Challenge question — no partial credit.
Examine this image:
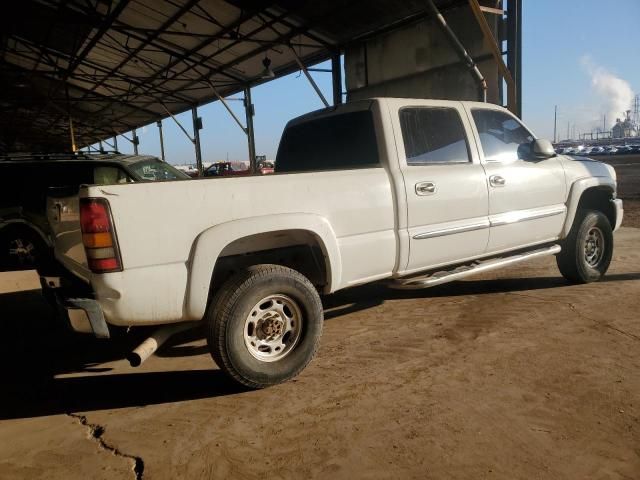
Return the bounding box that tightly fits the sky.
[522,0,639,141]
[101,0,640,164]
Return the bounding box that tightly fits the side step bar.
[391,245,561,290]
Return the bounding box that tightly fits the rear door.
[466,106,567,253]
[390,100,490,274]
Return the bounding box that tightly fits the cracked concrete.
[67,413,144,480]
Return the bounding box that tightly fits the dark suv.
[0,152,189,271]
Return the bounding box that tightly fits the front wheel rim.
[584,226,604,267]
[243,294,303,362]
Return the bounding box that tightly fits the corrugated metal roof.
[0,0,467,152]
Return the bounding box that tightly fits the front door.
[467,107,567,253]
[391,101,490,274]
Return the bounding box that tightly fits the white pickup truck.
[44,98,623,388]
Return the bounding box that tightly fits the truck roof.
[285,97,508,128]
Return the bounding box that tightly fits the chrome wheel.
[244,294,303,362]
[584,227,604,267]
[8,237,36,266]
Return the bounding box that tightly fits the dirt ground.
[1,157,639,480]
[605,154,640,228]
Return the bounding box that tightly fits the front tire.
[556,209,613,283]
[206,264,323,389]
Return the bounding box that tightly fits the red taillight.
[80,199,111,233]
[80,198,122,273]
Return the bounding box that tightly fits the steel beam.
[67,0,132,76]
[132,128,139,155]
[331,54,343,105]
[290,46,329,107]
[507,0,522,117]
[207,80,248,134]
[161,103,195,144]
[467,0,516,113]
[157,120,165,161]
[244,87,257,174]
[425,0,487,102]
[192,107,203,176]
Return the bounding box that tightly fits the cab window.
[399,107,471,165]
[471,109,534,162]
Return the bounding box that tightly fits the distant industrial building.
[612,110,639,139]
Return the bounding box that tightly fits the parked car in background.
[605,146,618,155]
[615,146,633,155]
[258,161,275,175]
[0,153,189,271]
[203,161,250,177]
[175,164,200,177]
[589,146,605,155]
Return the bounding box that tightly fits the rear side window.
[399,107,471,165]
[93,166,133,185]
[471,109,534,162]
[276,110,379,173]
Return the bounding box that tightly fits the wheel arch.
[0,219,51,247]
[184,214,341,320]
[561,178,617,238]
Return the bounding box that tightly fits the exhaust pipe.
[127,323,196,367]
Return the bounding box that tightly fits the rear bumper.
[64,298,110,338]
[612,198,623,232]
[41,276,110,338]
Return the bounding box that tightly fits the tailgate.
[47,189,90,281]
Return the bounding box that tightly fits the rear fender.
[184,213,341,320]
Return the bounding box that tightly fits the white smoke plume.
[581,55,634,128]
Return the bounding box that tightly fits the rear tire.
[206,264,323,389]
[0,227,47,271]
[556,209,613,283]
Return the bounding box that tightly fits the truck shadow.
[0,290,245,419]
[1,271,638,419]
[323,272,640,319]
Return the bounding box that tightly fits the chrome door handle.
[415,181,436,195]
[489,175,506,187]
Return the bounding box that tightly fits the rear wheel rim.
[584,226,604,267]
[8,237,37,266]
[243,294,303,362]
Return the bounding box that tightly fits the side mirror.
[518,139,556,161]
[531,139,556,159]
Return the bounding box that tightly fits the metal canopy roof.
[1,0,467,153]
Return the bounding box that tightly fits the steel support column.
[192,107,203,176]
[157,120,165,161]
[331,54,343,105]
[244,87,257,174]
[132,128,139,155]
[467,0,516,113]
[113,135,118,152]
[425,0,487,102]
[507,0,522,117]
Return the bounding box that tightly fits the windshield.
[128,160,190,181]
